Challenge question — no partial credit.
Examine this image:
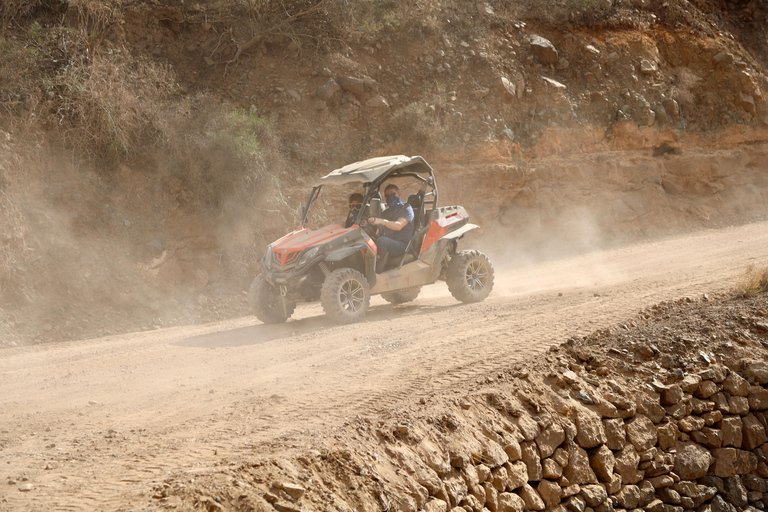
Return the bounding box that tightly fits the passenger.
[367,184,414,273]
[344,192,364,228]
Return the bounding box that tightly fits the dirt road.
[2,221,768,511]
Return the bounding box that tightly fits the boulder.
[579,484,607,507]
[660,385,684,405]
[713,52,735,65]
[365,95,389,113]
[519,483,546,511]
[337,76,366,96]
[543,458,563,479]
[316,79,341,101]
[538,480,562,508]
[606,473,622,495]
[729,396,750,415]
[415,464,443,495]
[614,444,641,484]
[743,414,768,449]
[521,441,543,481]
[748,386,768,410]
[537,423,566,458]
[564,446,598,485]
[491,466,508,492]
[498,492,525,512]
[696,380,719,398]
[744,361,768,384]
[553,447,569,468]
[603,419,626,450]
[691,398,715,415]
[637,397,666,424]
[588,445,615,482]
[744,475,768,492]
[419,439,452,476]
[724,373,751,396]
[658,487,682,504]
[515,415,541,441]
[711,448,758,477]
[575,410,607,449]
[504,440,522,461]
[506,461,528,490]
[678,416,706,432]
[657,422,679,450]
[566,495,586,512]
[724,475,748,507]
[483,440,510,469]
[498,77,516,101]
[483,483,498,512]
[625,414,657,451]
[691,427,723,448]
[722,416,743,447]
[648,475,674,489]
[673,442,713,480]
[530,35,558,65]
[615,485,643,509]
[710,495,737,512]
[424,499,449,512]
[639,59,658,75]
[737,93,756,115]
[681,374,703,393]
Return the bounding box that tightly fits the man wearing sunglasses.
[368,184,414,273]
[345,192,364,228]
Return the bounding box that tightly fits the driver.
[367,184,414,273]
[344,192,364,228]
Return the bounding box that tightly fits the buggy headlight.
[262,244,274,268]
[297,246,320,267]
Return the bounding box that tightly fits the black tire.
[446,250,494,303]
[320,268,371,324]
[248,274,296,324]
[381,287,421,305]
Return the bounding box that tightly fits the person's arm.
[368,217,409,231]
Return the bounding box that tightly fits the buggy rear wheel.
[446,250,494,303]
[248,274,296,324]
[381,287,421,305]
[320,268,371,324]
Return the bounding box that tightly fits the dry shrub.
[734,264,768,297]
[1,0,44,32]
[53,52,177,163]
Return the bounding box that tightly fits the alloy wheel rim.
[340,278,365,312]
[465,260,489,291]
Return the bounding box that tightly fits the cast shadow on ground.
[175,302,461,348]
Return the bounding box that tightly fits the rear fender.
[443,223,479,240]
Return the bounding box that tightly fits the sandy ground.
[2,221,768,511]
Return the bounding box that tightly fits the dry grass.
[53,52,177,163]
[734,264,768,297]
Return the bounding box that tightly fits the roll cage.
[300,155,439,228]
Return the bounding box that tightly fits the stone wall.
[383,360,768,512]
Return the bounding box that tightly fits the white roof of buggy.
[314,155,431,186]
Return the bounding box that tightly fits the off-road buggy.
[249,155,495,324]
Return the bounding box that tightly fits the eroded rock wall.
[436,138,768,256]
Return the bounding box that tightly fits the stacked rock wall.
[394,361,768,512]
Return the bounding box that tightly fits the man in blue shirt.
[367,184,414,273]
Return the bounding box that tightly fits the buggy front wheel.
[320,268,371,324]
